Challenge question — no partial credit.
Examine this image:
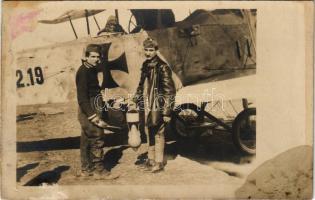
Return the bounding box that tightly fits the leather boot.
[151,162,164,173]
[93,168,120,180]
[140,159,156,171]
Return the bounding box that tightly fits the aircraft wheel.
[171,103,203,139]
[232,108,256,155]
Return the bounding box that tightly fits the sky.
[11,3,194,52]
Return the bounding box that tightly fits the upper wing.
[38,9,105,24]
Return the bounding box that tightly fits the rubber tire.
[232,108,256,155]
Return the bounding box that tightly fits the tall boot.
[141,126,156,171]
[151,125,165,173]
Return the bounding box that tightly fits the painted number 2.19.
[16,67,44,88]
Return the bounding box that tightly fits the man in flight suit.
[133,38,176,173]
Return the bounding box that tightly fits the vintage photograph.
[1,1,313,199]
[15,6,257,186]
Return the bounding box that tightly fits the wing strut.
[93,15,101,30]
[68,16,78,39]
[115,9,119,24]
[85,10,90,35]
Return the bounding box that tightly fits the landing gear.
[232,108,256,155]
[171,102,256,155]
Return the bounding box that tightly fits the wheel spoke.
[174,107,200,137]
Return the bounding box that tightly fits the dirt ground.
[16,102,256,197]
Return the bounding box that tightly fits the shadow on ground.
[103,146,129,171]
[163,123,254,165]
[17,132,128,152]
[17,128,253,164]
[24,165,70,186]
[17,137,80,152]
[17,123,253,172]
[17,162,40,182]
[133,126,254,167]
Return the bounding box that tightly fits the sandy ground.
[16,102,256,197]
[236,145,313,199]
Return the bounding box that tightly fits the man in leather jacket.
[133,38,176,173]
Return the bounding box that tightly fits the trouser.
[146,123,165,163]
[78,98,105,171]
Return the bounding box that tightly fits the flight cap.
[143,37,158,49]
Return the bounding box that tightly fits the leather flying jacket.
[134,55,176,117]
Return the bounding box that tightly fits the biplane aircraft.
[16,9,257,154]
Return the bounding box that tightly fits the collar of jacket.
[84,62,94,69]
[146,55,159,69]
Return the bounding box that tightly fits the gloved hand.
[163,116,171,123]
[132,94,141,104]
[90,115,109,128]
[128,101,137,110]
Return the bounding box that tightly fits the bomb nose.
[128,124,141,148]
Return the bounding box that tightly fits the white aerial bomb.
[128,124,141,148]
[126,110,141,148]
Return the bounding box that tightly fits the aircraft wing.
[175,74,257,106]
[38,9,105,24]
